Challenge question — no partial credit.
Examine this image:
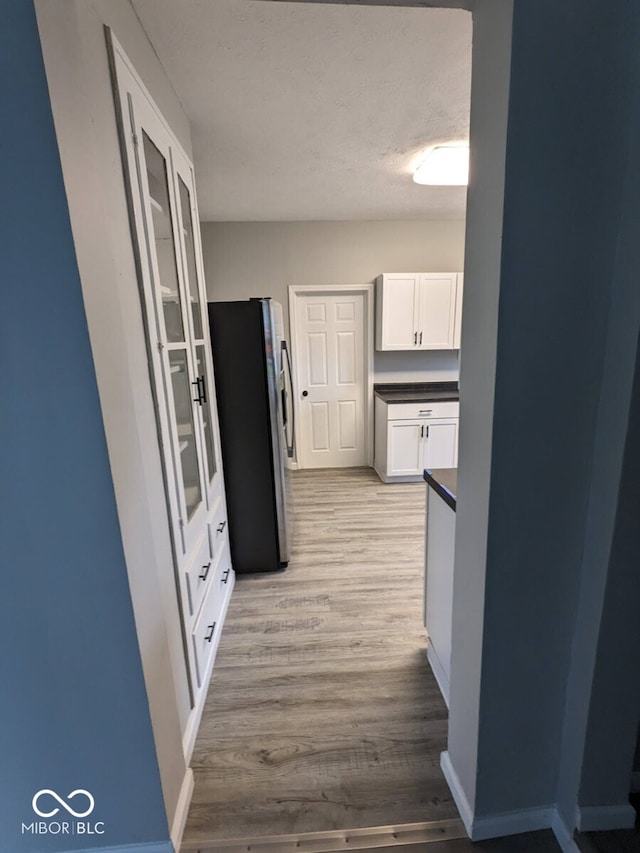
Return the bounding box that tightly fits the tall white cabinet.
[110,37,234,757]
[375,273,463,351]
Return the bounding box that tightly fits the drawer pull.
[205,622,216,643]
[419,409,433,415]
[222,568,230,584]
[217,519,227,534]
[199,561,212,581]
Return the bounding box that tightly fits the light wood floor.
[183,467,458,845]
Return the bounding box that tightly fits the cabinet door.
[387,420,424,476]
[136,120,208,556]
[454,273,464,350]
[417,274,458,349]
[172,154,225,513]
[379,275,420,349]
[423,419,458,469]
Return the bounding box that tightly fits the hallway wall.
[34,0,194,836]
[201,219,465,383]
[0,1,171,850]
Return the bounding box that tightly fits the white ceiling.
[130,0,472,221]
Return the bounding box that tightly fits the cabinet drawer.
[184,531,213,619]
[191,566,223,688]
[215,538,233,597]
[387,401,459,420]
[208,497,228,563]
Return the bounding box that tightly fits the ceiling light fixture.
[413,145,469,186]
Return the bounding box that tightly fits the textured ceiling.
[130,0,472,221]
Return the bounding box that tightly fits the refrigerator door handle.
[282,340,296,459]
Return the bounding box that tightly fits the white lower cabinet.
[375,397,459,482]
[191,538,232,687]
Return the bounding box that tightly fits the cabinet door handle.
[414,332,417,345]
[192,376,206,406]
[198,375,207,404]
[222,568,230,584]
[421,425,424,438]
[426,425,430,438]
[199,561,212,581]
[217,519,227,534]
[205,622,216,643]
[419,331,423,345]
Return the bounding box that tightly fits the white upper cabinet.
[375,273,462,351]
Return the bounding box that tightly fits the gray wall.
[201,220,465,382]
[446,0,513,818]
[0,1,170,849]
[35,0,192,832]
[448,0,640,837]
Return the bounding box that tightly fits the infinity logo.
[32,790,95,818]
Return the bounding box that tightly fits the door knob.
[302,390,308,397]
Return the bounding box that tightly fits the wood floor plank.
[183,468,457,844]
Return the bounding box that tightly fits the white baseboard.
[426,643,450,709]
[61,844,173,853]
[631,770,640,793]
[440,751,473,836]
[441,751,569,844]
[551,808,581,853]
[471,805,555,840]
[170,767,194,852]
[576,802,636,832]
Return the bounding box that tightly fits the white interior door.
[294,292,367,468]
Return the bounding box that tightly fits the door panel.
[310,401,331,451]
[424,420,458,469]
[336,331,356,384]
[381,275,418,348]
[388,421,424,476]
[337,400,357,449]
[418,274,457,348]
[307,332,328,386]
[295,292,366,468]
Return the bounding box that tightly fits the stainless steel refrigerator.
[208,298,294,572]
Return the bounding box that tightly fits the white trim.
[170,767,194,852]
[61,844,173,853]
[441,752,570,843]
[180,818,466,852]
[576,802,636,832]
[288,284,375,470]
[440,751,473,836]
[471,806,555,841]
[630,770,640,793]
[551,808,581,853]
[426,643,450,709]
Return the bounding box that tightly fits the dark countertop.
[424,468,457,511]
[374,381,459,404]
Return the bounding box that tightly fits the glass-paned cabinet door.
[128,93,210,555]
[142,133,185,344]
[168,349,202,519]
[173,156,223,508]
[178,177,203,340]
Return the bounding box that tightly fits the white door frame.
[288,284,375,469]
